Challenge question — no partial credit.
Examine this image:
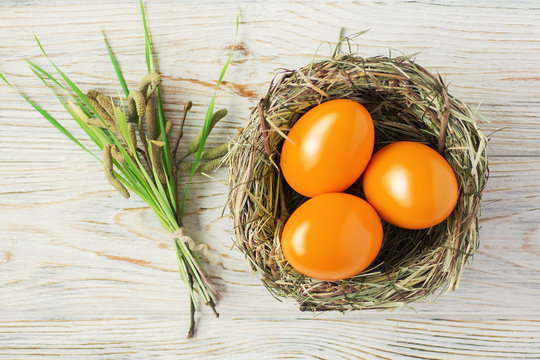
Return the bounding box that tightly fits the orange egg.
[281,193,383,281]
[280,99,374,198]
[362,141,459,229]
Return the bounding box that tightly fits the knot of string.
[172,227,220,265]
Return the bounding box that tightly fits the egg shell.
[281,193,383,281]
[280,99,374,198]
[363,141,459,229]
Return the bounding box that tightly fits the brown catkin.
[138,72,161,97]
[150,140,167,183]
[187,109,228,154]
[87,89,100,99]
[178,157,222,173]
[128,123,137,155]
[95,94,116,121]
[165,119,172,137]
[87,96,110,122]
[87,91,121,134]
[84,117,107,129]
[156,120,173,143]
[145,93,158,140]
[103,144,129,198]
[110,145,126,163]
[128,90,146,120]
[200,142,229,160]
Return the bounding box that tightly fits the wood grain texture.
[1,0,539,359]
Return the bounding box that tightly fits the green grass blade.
[35,35,93,107]
[64,101,108,152]
[26,59,64,90]
[180,14,239,217]
[145,142,177,221]
[102,29,129,99]
[34,34,108,127]
[155,85,175,202]
[31,34,177,231]
[20,36,176,232]
[34,34,96,112]
[30,67,49,86]
[34,35,146,177]
[27,63,150,198]
[139,0,175,207]
[140,0,152,72]
[1,72,93,156]
[26,58,91,116]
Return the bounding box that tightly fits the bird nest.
[227,52,488,311]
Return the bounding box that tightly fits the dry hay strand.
[227,52,488,311]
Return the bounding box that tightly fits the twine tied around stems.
[172,227,221,266]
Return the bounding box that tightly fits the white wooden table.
[1,1,539,359]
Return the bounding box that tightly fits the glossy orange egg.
[280,99,374,197]
[363,141,459,229]
[281,193,383,281]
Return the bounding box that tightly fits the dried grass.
[227,51,488,311]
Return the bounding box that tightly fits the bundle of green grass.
[227,48,488,311]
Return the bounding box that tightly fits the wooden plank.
[1,0,540,359]
[1,157,539,359]
[1,0,540,156]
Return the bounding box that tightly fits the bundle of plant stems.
[1,1,237,337]
[228,39,488,311]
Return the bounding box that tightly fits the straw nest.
[227,51,488,311]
